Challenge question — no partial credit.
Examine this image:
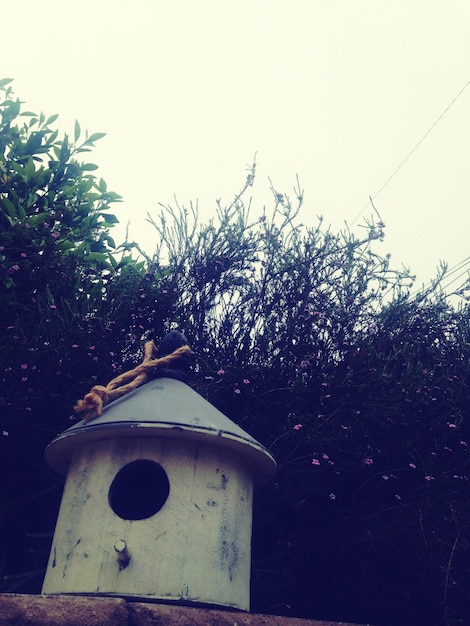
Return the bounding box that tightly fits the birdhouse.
[41,377,276,611]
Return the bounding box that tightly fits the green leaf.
[26,131,43,155]
[47,129,59,144]
[87,251,108,263]
[25,158,36,180]
[1,196,17,218]
[0,78,14,88]
[105,191,122,202]
[86,132,106,144]
[59,135,70,162]
[103,213,119,224]
[27,213,49,227]
[90,241,107,253]
[81,163,99,171]
[9,162,24,175]
[16,203,26,220]
[74,119,81,142]
[56,239,76,251]
[46,113,59,125]
[2,98,21,124]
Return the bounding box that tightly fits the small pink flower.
[20,364,27,369]
[242,379,250,384]
[2,431,9,436]
[425,475,434,481]
[460,440,468,447]
[293,424,302,431]
[322,453,329,460]
[409,463,416,469]
[50,304,57,310]
[217,369,225,375]
[364,458,374,466]
[234,388,241,394]
[447,422,456,428]
[312,458,320,466]
[21,376,27,382]
[329,493,336,500]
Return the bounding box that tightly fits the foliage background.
[1,80,470,626]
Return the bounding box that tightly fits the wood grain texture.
[42,437,253,610]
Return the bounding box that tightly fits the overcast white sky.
[4,1,470,292]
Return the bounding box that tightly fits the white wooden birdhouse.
[41,377,276,611]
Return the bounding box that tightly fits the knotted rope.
[73,340,192,422]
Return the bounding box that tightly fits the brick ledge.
[0,593,371,626]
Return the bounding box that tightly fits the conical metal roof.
[45,377,276,484]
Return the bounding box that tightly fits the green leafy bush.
[144,176,470,626]
[0,80,155,591]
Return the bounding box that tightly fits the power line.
[352,78,470,225]
[350,78,470,299]
[411,256,470,298]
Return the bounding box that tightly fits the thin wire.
[410,256,470,298]
[442,266,470,293]
[443,256,470,279]
[352,79,470,225]
[436,260,470,291]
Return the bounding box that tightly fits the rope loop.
[73,341,192,422]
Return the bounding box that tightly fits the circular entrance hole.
[109,459,170,520]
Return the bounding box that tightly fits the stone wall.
[0,594,370,626]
